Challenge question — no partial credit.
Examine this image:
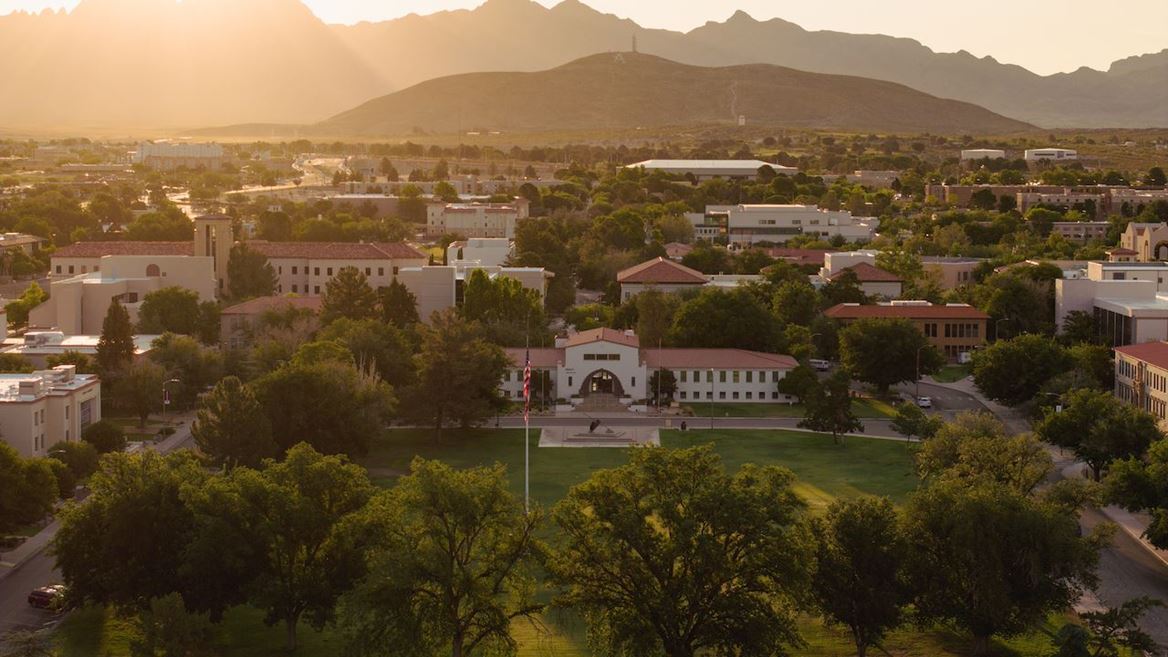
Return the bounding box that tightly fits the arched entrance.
[1155,242,1168,261]
[579,369,625,397]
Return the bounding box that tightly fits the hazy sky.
[3,0,1165,75]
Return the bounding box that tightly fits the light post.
[708,368,715,430]
[162,378,181,424]
[915,345,927,401]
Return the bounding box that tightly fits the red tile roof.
[824,303,990,320]
[221,295,323,316]
[831,262,901,282]
[248,241,426,260]
[1115,342,1168,370]
[617,257,708,284]
[504,348,564,368]
[565,328,641,349]
[1107,247,1137,255]
[53,241,192,258]
[643,349,798,370]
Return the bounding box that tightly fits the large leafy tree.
[812,497,908,657]
[4,281,47,326]
[227,243,277,300]
[838,318,943,393]
[53,451,210,611]
[971,334,1071,406]
[190,444,375,651]
[318,318,414,388]
[252,361,395,457]
[459,269,547,347]
[321,267,379,324]
[0,442,57,535]
[137,287,203,336]
[1106,439,1168,549]
[148,333,224,410]
[1035,388,1161,480]
[669,287,779,352]
[634,287,679,348]
[890,401,944,441]
[96,297,136,374]
[378,279,420,329]
[400,311,508,438]
[114,359,167,428]
[799,369,863,444]
[192,376,277,469]
[341,459,542,657]
[772,279,819,327]
[903,478,1102,656]
[916,412,1053,495]
[548,446,812,657]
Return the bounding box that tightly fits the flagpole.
[524,332,530,514]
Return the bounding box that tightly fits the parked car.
[809,359,831,372]
[916,396,932,408]
[27,584,66,610]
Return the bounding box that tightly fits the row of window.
[56,264,98,275]
[679,370,781,384]
[922,322,982,338]
[679,390,783,401]
[279,265,395,277]
[582,353,620,361]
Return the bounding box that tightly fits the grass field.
[680,398,898,419]
[932,364,972,383]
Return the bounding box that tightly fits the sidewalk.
[920,374,1032,434]
[1061,461,1168,569]
[0,414,195,583]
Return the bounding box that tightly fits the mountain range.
[0,0,1164,132]
[321,53,1032,136]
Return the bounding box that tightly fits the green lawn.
[680,398,897,419]
[932,364,973,383]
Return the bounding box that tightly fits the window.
[292,266,298,274]
[278,266,283,274]
[746,391,752,399]
[733,392,740,400]
[719,391,726,399]
[55,265,61,274]
[314,267,320,276]
[366,268,371,276]
[314,286,320,294]
[772,372,779,382]
[68,265,74,274]
[631,377,636,387]
[745,371,753,383]
[391,267,397,275]
[504,370,511,381]
[680,371,687,383]
[380,268,386,276]
[568,376,573,387]
[327,267,333,276]
[719,371,727,383]
[292,285,298,293]
[732,371,740,383]
[772,391,779,399]
[680,391,687,400]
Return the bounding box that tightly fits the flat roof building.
[725,205,874,246]
[1025,148,1078,162]
[0,365,101,459]
[625,159,798,180]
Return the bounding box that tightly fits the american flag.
[523,350,532,422]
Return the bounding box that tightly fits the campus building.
[219,296,323,350]
[1,332,158,369]
[1055,261,1168,346]
[616,257,760,303]
[396,264,553,322]
[824,301,989,362]
[425,200,529,239]
[132,141,225,171]
[1024,148,1078,163]
[624,159,798,180]
[818,252,903,298]
[1114,341,1168,425]
[498,328,799,408]
[724,205,875,246]
[0,365,101,459]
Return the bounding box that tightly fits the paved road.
[1081,507,1168,649]
[0,420,194,637]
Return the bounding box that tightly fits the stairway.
[574,393,628,413]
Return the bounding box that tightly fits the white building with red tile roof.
[499,328,798,408]
[616,257,760,302]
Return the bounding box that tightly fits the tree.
[115,359,167,428]
[252,361,395,457]
[0,353,34,372]
[321,267,379,323]
[53,451,208,611]
[459,269,547,346]
[82,419,127,453]
[776,363,818,402]
[378,279,419,328]
[96,298,136,374]
[48,440,99,483]
[890,401,943,441]
[130,593,215,657]
[548,446,811,657]
[812,497,907,657]
[971,334,1070,406]
[1146,166,1166,186]
[820,269,866,307]
[400,311,508,438]
[341,459,542,657]
[799,370,864,444]
[1060,310,1099,345]
[1105,438,1168,548]
[772,279,819,326]
[916,412,1052,495]
[226,243,277,299]
[0,630,54,657]
[318,318,414,388]
[46,350,95,374]
[0,442,57,535]
[137,287,203,336]
[194,444,375,651]
[634,288,678,348]
[669,287,779,351]
[648,368,676,404]
[1035,388,1161,480]
[838,318,943,394]
[192,376,277,469]
[903,478,1102,656]
[148,333,224,410]
[1050,597,1164,657]
[4,282,47,327]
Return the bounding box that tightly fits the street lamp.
[708,368,715,430]
[915,345,927,400]
[162,378,181,424]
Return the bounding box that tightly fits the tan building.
[828,262,903,299]
[31,254,218,335]
[824,301,989,362]
[220,296,323,350]
[247,241,428,296]
[396,264,553,323]
[1051,221,1110,244]
[0,232,46,257]
[425,201,528,239]
[1114,341,1168,425]
[921,257,981,290]
[2,332,158,368]
[0,365,100,458]
[1120,222,1168,262]
[617,258,709,302]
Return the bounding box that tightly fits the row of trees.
[54,410,1155,657]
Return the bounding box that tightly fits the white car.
[916,396,932,408]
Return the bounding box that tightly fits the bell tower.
[193,214,234,296]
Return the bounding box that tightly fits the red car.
[27,584,66,610]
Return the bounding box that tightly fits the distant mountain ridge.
[0,0,1164,130]
[320,52,1033,136]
